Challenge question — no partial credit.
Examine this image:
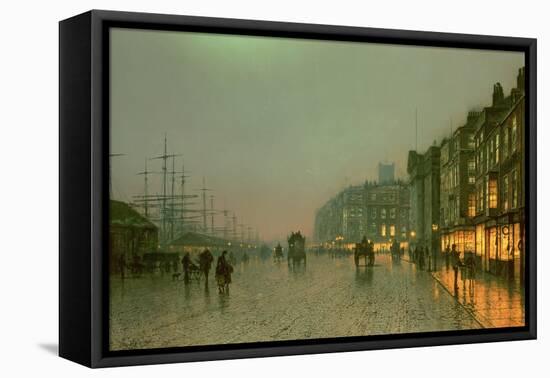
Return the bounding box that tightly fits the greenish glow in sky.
[110,27,524,241]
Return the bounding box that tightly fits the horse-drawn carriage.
[287,231,306,268]
[354,237,374,267]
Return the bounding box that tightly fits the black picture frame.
[59,9,537,368]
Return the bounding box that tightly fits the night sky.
[110,27,524,242]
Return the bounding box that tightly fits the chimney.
[517,67,525,92]
[492,82,504,106]
[467,110,481,124]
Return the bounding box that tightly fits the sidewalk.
[403,253,525,328]
[431,266,525,328]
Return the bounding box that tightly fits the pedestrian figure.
[507,244,515,280]
[426,246,431,271]
[182,252,191,284]
[199,248,214,288]
[445,244,451,270]
[451,244,461,295]
[368,240,375,266]
[418,246,425,270]
[215,251,234,294]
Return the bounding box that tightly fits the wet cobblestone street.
[110,254,482,351]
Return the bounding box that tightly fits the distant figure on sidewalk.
[445,244,451,270]
[418,245,425,270]
[451,244,461,294]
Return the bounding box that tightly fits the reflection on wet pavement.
[110,254,482,351]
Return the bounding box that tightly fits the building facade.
[364,182,410,245]
[109,200,159,275]
[472,68,525,280]
[439,113,478,257]
[314,171,410,250]
[407,145,441,258]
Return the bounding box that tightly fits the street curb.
[402,256,490,328]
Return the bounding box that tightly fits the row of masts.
[112,135,261,249]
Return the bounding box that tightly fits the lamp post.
[431,224,439,271]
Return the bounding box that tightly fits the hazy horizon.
[110,27,524,242]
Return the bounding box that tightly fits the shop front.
[481,215,524,280]
[441,228,475,268]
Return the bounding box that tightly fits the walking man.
[199,248,214,288]
[451,244,461,295]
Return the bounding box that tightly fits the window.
[390,208,396,219]
[370,193,377,201]
[503,127,509,160]
[468,193,476,217]
[371,208,377,219]
[486,144,490,170]
[495,134,500,164]
[511,116,518,152]
[502,174,509,211]
[488,139,494,167]
[512,170,518,208]
[480,146,486,173]
[468,159,476,184]
[468,134,475,149]
[476,183,484,213]
[381,224,386,237]
[454,165,459,187]
[488,178,498,209]
[390,225,396,237]
[381,208,386,219]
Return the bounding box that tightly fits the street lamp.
[431,224,439,271]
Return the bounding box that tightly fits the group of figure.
[445,243,476,294]
[181,249,234,294]
[409,244,430,270]
[390,240,403,262]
